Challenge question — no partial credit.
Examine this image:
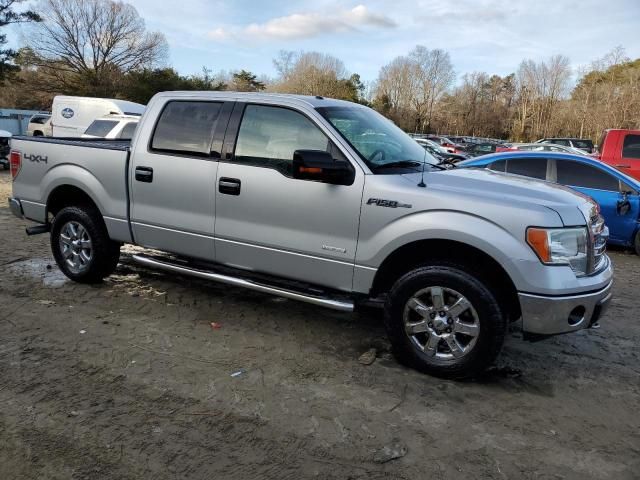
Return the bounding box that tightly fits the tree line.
[1,0,638,142]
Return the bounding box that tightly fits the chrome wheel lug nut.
[430,312,436,319]
[447,318,453,324]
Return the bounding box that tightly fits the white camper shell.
[51,96,145,138]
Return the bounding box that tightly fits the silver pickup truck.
[8,92,612,378]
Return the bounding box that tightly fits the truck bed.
[10,135,132,243]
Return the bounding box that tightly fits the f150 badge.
[24,153,48,164]
[367,198,412,208]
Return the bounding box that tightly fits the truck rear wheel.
[384,263,506,379]
[634,231,640,256]
[51,205,120,283]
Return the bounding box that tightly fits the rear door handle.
[615,164,631,168]
[135,166,154,182]
[219,177,241,195]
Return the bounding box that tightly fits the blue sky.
[12,0,640,83]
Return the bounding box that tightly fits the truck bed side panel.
[10,137,132,243]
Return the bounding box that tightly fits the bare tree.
[270,50,362,100]
[27,0,167,95]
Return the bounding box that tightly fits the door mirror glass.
[292,150,354,185]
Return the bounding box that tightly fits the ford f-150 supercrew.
[8,92,613,378]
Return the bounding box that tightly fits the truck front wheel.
[634,230,640,256]
[51,205,120,283]
[384,264,506,379]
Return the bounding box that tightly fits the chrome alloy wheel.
[403,286,480,359]
[59,221,93,274]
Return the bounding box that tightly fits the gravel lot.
[1,171,639,479]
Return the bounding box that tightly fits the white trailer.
[51,96,145,138]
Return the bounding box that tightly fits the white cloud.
[209,4,396,41]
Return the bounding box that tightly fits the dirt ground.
[0,171,639,480]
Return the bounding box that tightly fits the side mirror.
[292,150,354,185]
[617,191,631,216]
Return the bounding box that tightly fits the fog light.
[568,306,586,326]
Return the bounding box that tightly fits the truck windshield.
[316,106,438,173]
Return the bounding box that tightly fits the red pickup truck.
[596,129,640,181]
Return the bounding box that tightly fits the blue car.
[459,151,640,254]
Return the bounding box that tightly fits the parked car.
[425,135,465,153]
[508,143,590,156]
[51,96,145,137]
[81,114,139,140]
[0,129,10,170]
[8,92,612,378]
[414,138,469,163]
[594,129,640,182]
[535,138,594,154]
[463,142,510,157]
[459,151,640,254]
[26,114,53,137]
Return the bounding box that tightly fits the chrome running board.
[131,254,354,312]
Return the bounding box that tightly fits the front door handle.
[135,166,154,182]
[219,177,241,195]
[615,164,631,169]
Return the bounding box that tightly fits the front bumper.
[8,197,24,219]
[519,280,612,336]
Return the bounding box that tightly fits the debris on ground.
[230,369,246,378]
[210,322,222,330]
[358,348,377,365]
[372,441,408,463]
[36,299,56,306]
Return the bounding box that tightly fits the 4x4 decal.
[24,153,48,164]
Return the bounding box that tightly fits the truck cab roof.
[150,91,362,109]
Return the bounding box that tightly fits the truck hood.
[400,168,595,226]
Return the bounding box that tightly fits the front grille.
[589,213,607,274]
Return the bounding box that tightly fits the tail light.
[10,150,21,180]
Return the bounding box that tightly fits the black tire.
[384,263,506,379]
[50,205,120,283]
[634,231,640,256]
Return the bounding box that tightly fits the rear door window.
[622,134,640,159]
[84,120,118,137]
[505,157,547,179]
[151,101,223,155]
[556,161,619,191]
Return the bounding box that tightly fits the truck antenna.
[417,144,427,188]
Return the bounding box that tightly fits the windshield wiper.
[372,160,423,170]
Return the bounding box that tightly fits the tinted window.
[550,139,570,146]
[118,122,137,139]
[234,105,329,175]
[506,158,547,179]
[573,139,593,149]
[622,134,640,159]
[30,116,50,125]
[489,159,506,172]
[475,144,495,153]
[152,101,222,155]
[556,161,619,191]
[84,120,118,137]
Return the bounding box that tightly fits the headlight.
[527,227,588,276]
